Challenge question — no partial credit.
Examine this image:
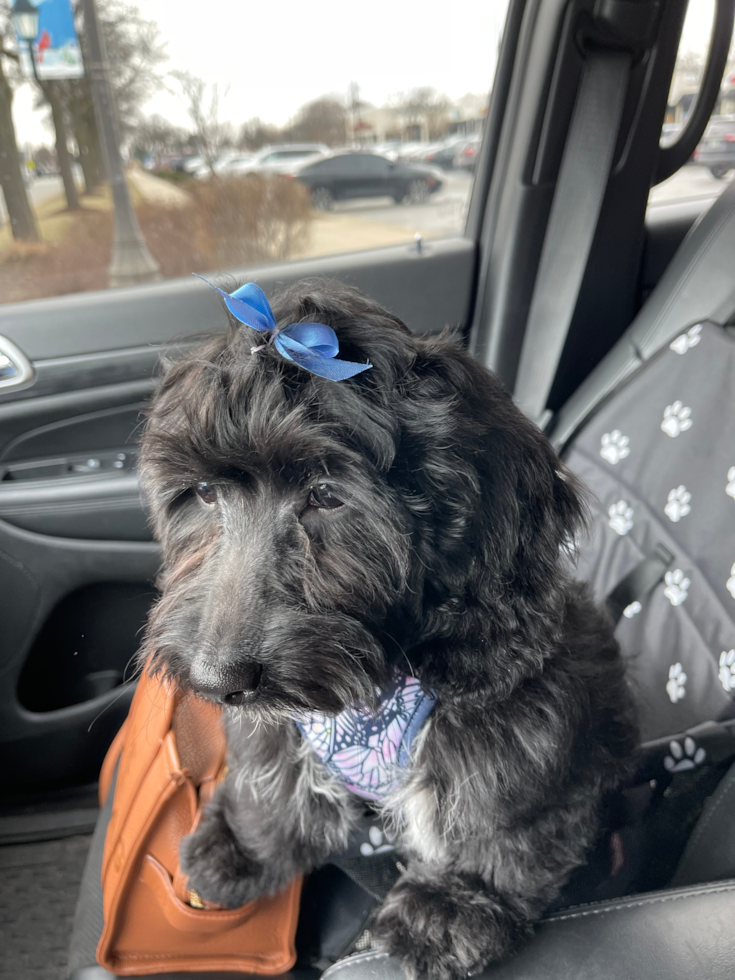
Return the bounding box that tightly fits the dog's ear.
[392,335,586,698]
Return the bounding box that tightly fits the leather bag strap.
[172,692,226,788]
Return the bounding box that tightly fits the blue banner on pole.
[17,0,84,80]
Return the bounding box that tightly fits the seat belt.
[605,542,674,625]
[514,49,632,427]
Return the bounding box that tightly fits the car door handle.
[0,336,34,391]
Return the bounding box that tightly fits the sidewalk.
[297,212,423,259]
[127,170,191,207]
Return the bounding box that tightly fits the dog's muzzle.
[189,657,263,706]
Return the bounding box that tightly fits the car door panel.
[0,517,159,788]
[0,237,477,792]
[0,239,475,362]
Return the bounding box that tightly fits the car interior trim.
[0,238,477,362]
[0,334,35,392]
[654,0,735,184]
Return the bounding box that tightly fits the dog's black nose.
[189,658,263,705]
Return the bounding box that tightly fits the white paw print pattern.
[600,430,630,465]
[669,324,702,355]
[664,485,691,523]
[728,564,735,599]
[664,569,690,606]
[719,650,735,693]
[664,736,706,772]
[359,825,395,856]
[726,467,735,501]
[608,500,634,536]
[666,662,687,703]
[661,401,693,438]
[623,600,642,619]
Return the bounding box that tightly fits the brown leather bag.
[96,668,302,975]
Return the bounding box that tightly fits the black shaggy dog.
[140,279,638,980]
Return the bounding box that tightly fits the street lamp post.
[79,0,160,287]
[10,0,38,41]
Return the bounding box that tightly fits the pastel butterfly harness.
[295,670,436,801]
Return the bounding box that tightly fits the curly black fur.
[139,278,638,980]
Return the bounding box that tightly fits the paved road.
[328,170,474,237]
[2,163,731,237]
[0,173,82,226]
[648,163,733,207]
[326,164,733,236]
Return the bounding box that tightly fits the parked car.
[218,153,257,176]
[453,133,482,171]
[192,149,249,179]
[395,141,431,161]
[369,141,402,161]
[421,137,469,169]
[248,144,330,176]
[692,115,735,178]
[171,155,204,174]
[295,152,443,208]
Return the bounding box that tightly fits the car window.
[648,0,735,211]
[0,0,509,306]
[355,155,391,173]
[302,158,338,175]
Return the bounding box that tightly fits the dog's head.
[140,279,585,718]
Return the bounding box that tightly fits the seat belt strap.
[605,542,674,624]
[514,49,631,425]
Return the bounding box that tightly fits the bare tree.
[0,30,39,241]
[55,0,167,194]
[132,113,188,161]
[171,70,233,176]
[55,78,101,193]
[239,117,281,151]
[32,74,81,209]
[394,87,450,139]
[287,96,347,146]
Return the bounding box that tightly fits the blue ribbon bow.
[194,275,372,381]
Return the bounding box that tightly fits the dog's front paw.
[180,805,265,909]
[373,873,530,980]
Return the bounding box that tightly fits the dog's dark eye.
[308,484,343,509]
[195,482,218,505]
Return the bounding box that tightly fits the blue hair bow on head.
[194,275,372,382]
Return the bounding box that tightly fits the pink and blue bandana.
[295,670,436,801]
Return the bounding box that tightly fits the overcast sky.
[11,0,717,146]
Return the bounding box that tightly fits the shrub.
[149,169,195,186]
[0,174,312,305]
[192,174,312,265]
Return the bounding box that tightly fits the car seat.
[556,177,735,745]
[67,180,735,979]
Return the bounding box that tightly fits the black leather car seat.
[318,879,735,980]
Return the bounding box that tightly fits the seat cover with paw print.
[565,320,735,742]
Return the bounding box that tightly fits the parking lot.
[326,169,474,237]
